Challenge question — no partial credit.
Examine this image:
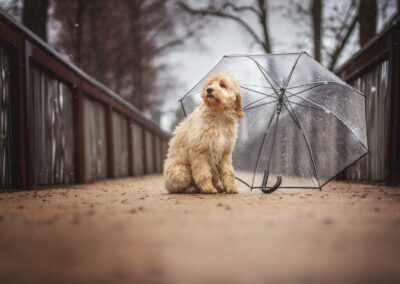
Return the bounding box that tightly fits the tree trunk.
[359,0,377,46]
[22,0,49,41]
[73,0,85,64]
[129,1,144,110]
[88,1,106,83]
[257,0,272,53]
[311,0,322,62]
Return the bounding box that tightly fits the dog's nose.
[207,88,214,94]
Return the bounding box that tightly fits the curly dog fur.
[164,73,244,194]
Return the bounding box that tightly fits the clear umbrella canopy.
[180,52,368,192]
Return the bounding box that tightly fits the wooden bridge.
[0,8,399,284]
[0,11,399,192]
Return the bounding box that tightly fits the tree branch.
[177,2,266,51]
[220,2,261,17]
[328,11,359,70]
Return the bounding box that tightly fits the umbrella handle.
[261,169,282,194]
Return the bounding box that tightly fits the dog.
[164,73,244,194]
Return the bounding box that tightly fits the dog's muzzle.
[206,88,216,100]
[207,94,215,99]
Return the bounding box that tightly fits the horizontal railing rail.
[0,10,169,190]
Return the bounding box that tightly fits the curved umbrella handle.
[261,169,282,194]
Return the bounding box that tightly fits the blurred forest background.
[0,0,399,130]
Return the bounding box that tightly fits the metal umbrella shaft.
[261,89,285,194]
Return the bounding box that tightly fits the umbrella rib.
[241,86,279,109]
[235,176,252,188]
[180,100,187,117]
[284,83,326,99]
[286,81,338,90]
[246,56,280,95]
[282,99,326,112]
[244,96,277,110]
[244,99,279,111]
[283,52,304,90]
[286,81,366,98]
[240,86,278,99]
[282,100,321,188]
[287,93,368,150]
[180,90,201,100]
[239,83,275,90]
[250,105,278,189]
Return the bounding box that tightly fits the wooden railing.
[336,13,400,185]
[0,10,169,190]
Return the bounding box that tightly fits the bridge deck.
[0,176,399,284]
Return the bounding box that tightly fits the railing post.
[106,105,114,178]
[159,136,164,173]
[142,126,147,174]
[17,35,26,189]
[23,38,34,188]
[73,83,85,183]
[127,119,133,176]
[388,26,400,185]
[152,132,157,173]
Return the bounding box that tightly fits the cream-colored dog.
[164,73,244,194]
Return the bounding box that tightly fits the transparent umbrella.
[180,52,368,193]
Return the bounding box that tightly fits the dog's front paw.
[223,180,238,194]
[214,180,226,193]
[200,185,218,194]
[222,176,238,194]
[225,185,238,194]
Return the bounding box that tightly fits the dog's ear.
[234,88,245,118]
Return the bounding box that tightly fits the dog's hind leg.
[164,162,192,193]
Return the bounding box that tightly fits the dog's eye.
[219,83,226,89]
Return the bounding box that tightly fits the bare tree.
[178,0,273,52]
[284,0,359,69]
[177,0,361,69]
[53,0,197,122]
[22,0,49,41]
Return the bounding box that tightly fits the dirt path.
[0,175,399,284]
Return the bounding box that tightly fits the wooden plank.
[127,119,133,176]
[388,27,400,185]
[142,126,148,174]
[105,105,114,178]
[73,83,85,183]
[24,40,34,188]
